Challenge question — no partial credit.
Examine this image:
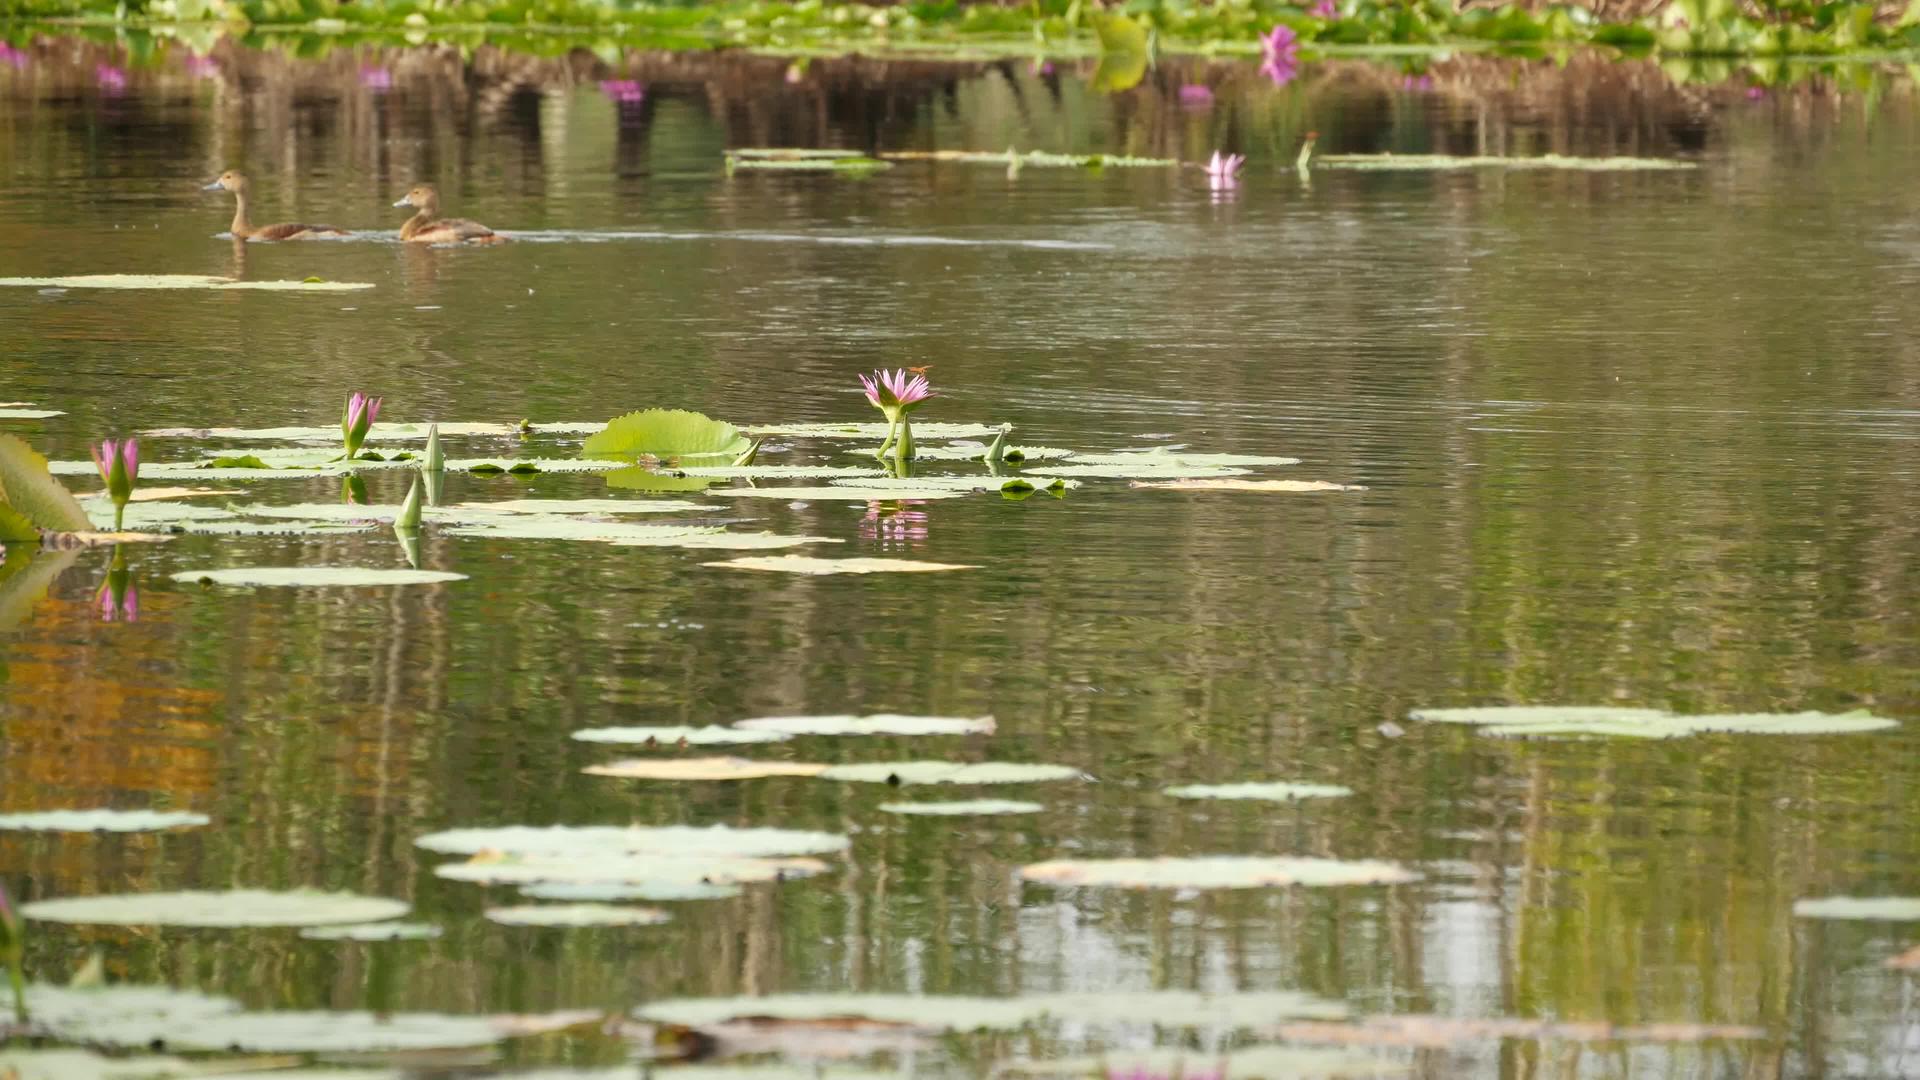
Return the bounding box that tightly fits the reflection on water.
[3,34,1920,1078]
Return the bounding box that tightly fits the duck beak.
[202,179,224,191]
[391,197,411,208]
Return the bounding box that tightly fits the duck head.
[202,170,248,193]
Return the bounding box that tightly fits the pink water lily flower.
[97,575,137,622]
[342,392,382,460]
[91,438,138,503]
[858,369,934,419]
[95,64,126,93]
[1205,151,1245,190]
[0,43,30,69]
[1311,0,1337,17]
[1177,83,1214,109]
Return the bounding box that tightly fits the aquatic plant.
[0,881,22,1023]
[1205,151,1245,191]
[96,545,136,621]
[1310,0,1337,17]
[341,392,381,462]
[859,368,933,464]
[422,423,444,472]
[394,475,424,531]
[89,437,137,529]
[1107,1066,1224,1080]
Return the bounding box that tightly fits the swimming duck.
[392,185,502,244]
[202,171,350,241]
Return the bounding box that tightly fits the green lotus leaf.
[0,434,91,533]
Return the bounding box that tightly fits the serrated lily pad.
[0,809,209,832]
[583,757,829,781]
[746,422,1001,440]
[0,274,375,291]
[1165,782,1353,801]
[1793,897,1920,920]
[521,881,742,901]
[436,853,829,886]
[454,498,717,515]
[734,714,995,736]
[414,823,847,858]
[299,922,442,941]
[1411,705,1898,739]
[820,762,1083,785]
[705,555,979,575]
[572,725,792,746]
[1019,855,1418,889]
[704,486,967,502]
[21,888,409,927]
[879,799,1043,816]
[172,568,466,588]
[1134,479,1366,493]
[486,903,672,927]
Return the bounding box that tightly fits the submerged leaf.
[583,757,830,781]
[705,555,978,575]
[733,714,996,737]
[583,409,751,460]
[485,903,672,927]
[1019,855,1418,889]
[21,889,409,927]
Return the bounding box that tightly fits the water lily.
[1205,151,1245,191]
[422,423,444,473]
[95,63,127,93]
[1260,24,1300,86]
[395,475,424,531]
[97,546,136,622]
[341,392,382,461]
[859,368,933,463]
[91,437,137,529]
[1311,0,1337,17]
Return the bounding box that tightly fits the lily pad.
[440,516,723,544]
[105,1011,518,1053]
[1075,451,1302,468]
[450,458,621,474]
[879,799,1043,816]
[454,498,717,515]
[86,501,240,530]
[521,881,743,901]
[0,434,92,536]
[1134,479,1366,493]
[583,409,751,460]
[171,568,466,588]
[677,465,888,479]
[299,922,443,941]
[704,486,966,502]
[414,823,848,859]
[1410,705,1898,739]
[705,555,979,574]
[859,444,1076,462]
[647,532,841,550]
[1009,1047,1401,1078]
[572,725,792,746]
[0,1049,197,1080]
[80,486,235,502]
[746,421,1001,441]
[21,888,410,927]
[583,757,829,781]
[1164,782,1353,801]
[143,421,602,441]
[0,809,209,832]
[0,408,64,420]
[179,520,379,537]
[1315,153,1695,171]
[726,153,892,173]
[436,853,830,887]
[0,274,375,291]
[733,714,995,736]
[820,762,1084,785]
[1275,1014,1767,1048]
[486,903,672,927]
[1793,896,1920,921]
[638,988,1346,1030]
[1019,855,1418,889]
[1043,464,1250,480]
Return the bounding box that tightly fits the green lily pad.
[21,888,410,927]
[820,762,1083,785]
[705,486,967,502]
[171,568,466,588]
[178,520,380,537]
[824,475,1076,493]
[86,501,241,530]
[451,458,620,474]
[745,422,1001,441]
[1315,153,1695,171]
[725,153,892,173]
[143,422,603,441]
[1164,782,1353,801]
[1410,706,1898,739]
[0,274,375,291]
[0,434,92,536]
[415,823,848,858]
[435,853,830,886]
[454,498,717,515]
[733,714,995,737]
[521,881,742,902]
[705,555,978,574]
[879,799,1043,816]
[299,922,443,941]
[853,443,1077,462]
[1019,855,1418,889]
[1793,896,1920,920]
[572,724,792,746]
[486,903,672,927]
[0,809,209,832]
[583,409,751,460]
[677,465,888,479]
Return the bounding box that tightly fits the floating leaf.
[451,458,619,474]
[582,409,751,460]
[0,274,375,291]
[1018,855,1418,889]
[820,762,1083,785]
[454,498,716,515]
[0,809,208,832]
[1009,1047,1403,1078]
[705,555,979,574]
[1410,705,1898,739]
[583,757,829,781]
[80,486,234,502]
[143,421,603,441]
[648,532,842,550]
[0,1049,197,1080]
[1275,1015,1767,1048]
[486,903,672,927]
[745,422,1001,441]
[0,434,92,535]
[204,454,274,469]
[415,823,848,859]
[1165,782,1353,802]
[572,725,792,746]
[879,799,1043,816]
[521,881,742,902]
[1044,464,1251,480]
[1315,153,1695,171]
[172,568,466,588]
[1088,12,1149,93]
[704,486,966,502]
[1076,451,1303,468]
[854,443,1076,462]
[179,521,378,537]
[733,714,995,737]
[440,516,723,545]
[99,1011,518,1053]
[87,501,240,530]
[825,476,1078,493]
[0,408,64,420]
[299,922,443,941]
[726,153,892,173]
[21,889,409,927]
[436,854,829,887]
[677,465,889,479]
[638,989,1345,1030]
[1793,896,1920,921]
[1133,479,1366,493]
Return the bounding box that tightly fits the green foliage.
[0,436,91,537]
[582,408,751,460]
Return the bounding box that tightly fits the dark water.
[3,37,1920,1078]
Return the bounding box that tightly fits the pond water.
[3,38,1920,1079]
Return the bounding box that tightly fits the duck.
[201,171,351,241]
[392,185,503,244]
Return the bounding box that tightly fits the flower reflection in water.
[860,501,931,550]
[96,546,137,623]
